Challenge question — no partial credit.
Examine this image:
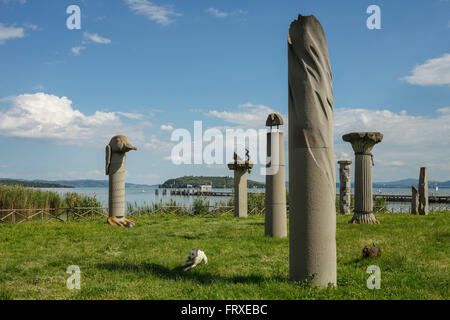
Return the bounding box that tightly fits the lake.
[38,186,450,212]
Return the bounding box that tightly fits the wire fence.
[0,204,448,224]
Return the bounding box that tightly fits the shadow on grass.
[96,262,284,285]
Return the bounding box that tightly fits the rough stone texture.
[418,167,429,215]
[342,132,383,224]
[288,14,336,287]
[106,135,137,218]
[338,160,352,215]
[265,129,287,238]
[411,185,419,215]
[228,151,253,218]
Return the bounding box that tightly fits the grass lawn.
[0,212,448,300]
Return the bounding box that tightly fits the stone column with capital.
[228,151,253,218]
[418,167,429,215]
[338,160,352,215]
[265,113,287,238]
[342,132,383,224]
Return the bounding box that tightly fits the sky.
[0,0,449,185]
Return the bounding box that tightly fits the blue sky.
[0,0,449,184]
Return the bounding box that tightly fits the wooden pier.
[374,194,450,203]
[164,189,450,203]
[169,189,232,197]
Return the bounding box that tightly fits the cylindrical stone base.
[289,148,337,287]
[265,132,287,238]
[234,169,248,218]
[108,153,126,217]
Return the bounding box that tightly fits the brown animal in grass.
[362,244,382,258]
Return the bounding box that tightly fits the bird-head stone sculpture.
[105,135,137,228]
[105,135,137,175]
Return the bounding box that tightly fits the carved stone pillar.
[228,152,253,218]
[288,14,336,287]
[418,167,429,215]
[338,160,352,215]
[411,185,419,214]
[106,135,137,227]
[342,132,383,224]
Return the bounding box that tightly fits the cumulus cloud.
[334,107,450,180]
[0,92,146,145]
[84,32,111,44]
[401,53,450,86]
[144,134,174,152]
[0,23,24,44]
[204,102,450,180]
[206,102,280,127]
[125,0,181,25]
[160,124,174,131]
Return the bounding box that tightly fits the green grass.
[0,212,448,300]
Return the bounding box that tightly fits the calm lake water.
[38,186,450,212]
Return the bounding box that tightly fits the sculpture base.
[348,211,379,225]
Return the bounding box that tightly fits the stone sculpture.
[265,113,287,238]
[106,135,137,227]
[228,150,253,218]
[411,185,419,214]
[338,160,352,215]
[342,132,383,224]
[418,167,429,215]
[288,14,336,287]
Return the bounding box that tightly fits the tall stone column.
[338,160,352,215]
[265,113,287,238]
[288,14,336,287]
[411,185,419,214]
[342,132,383,224]
[418,167,429,215]
[106,135,137,227]
[228,151,253,218]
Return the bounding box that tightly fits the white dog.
[181,248,208,271]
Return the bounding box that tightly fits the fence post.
[12,210,15,224]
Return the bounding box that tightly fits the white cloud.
[205,8,247,18]
[206,102,279,127]
[84,32,111,44]
[334,107,450,180]
[401,53,450,86]
[116,112,144,120]
[160,124,174,131]
[0,92,146,146]
[125,0,181,25]
[144,134,174,152]
[71,46,86,56]
[205,8,228,18]
[0,23,24,44]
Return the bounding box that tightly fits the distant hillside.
[0,179,73,188]
[160,176,265,189]
[0,179,153,188]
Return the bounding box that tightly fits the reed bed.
[0,185,101,210]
